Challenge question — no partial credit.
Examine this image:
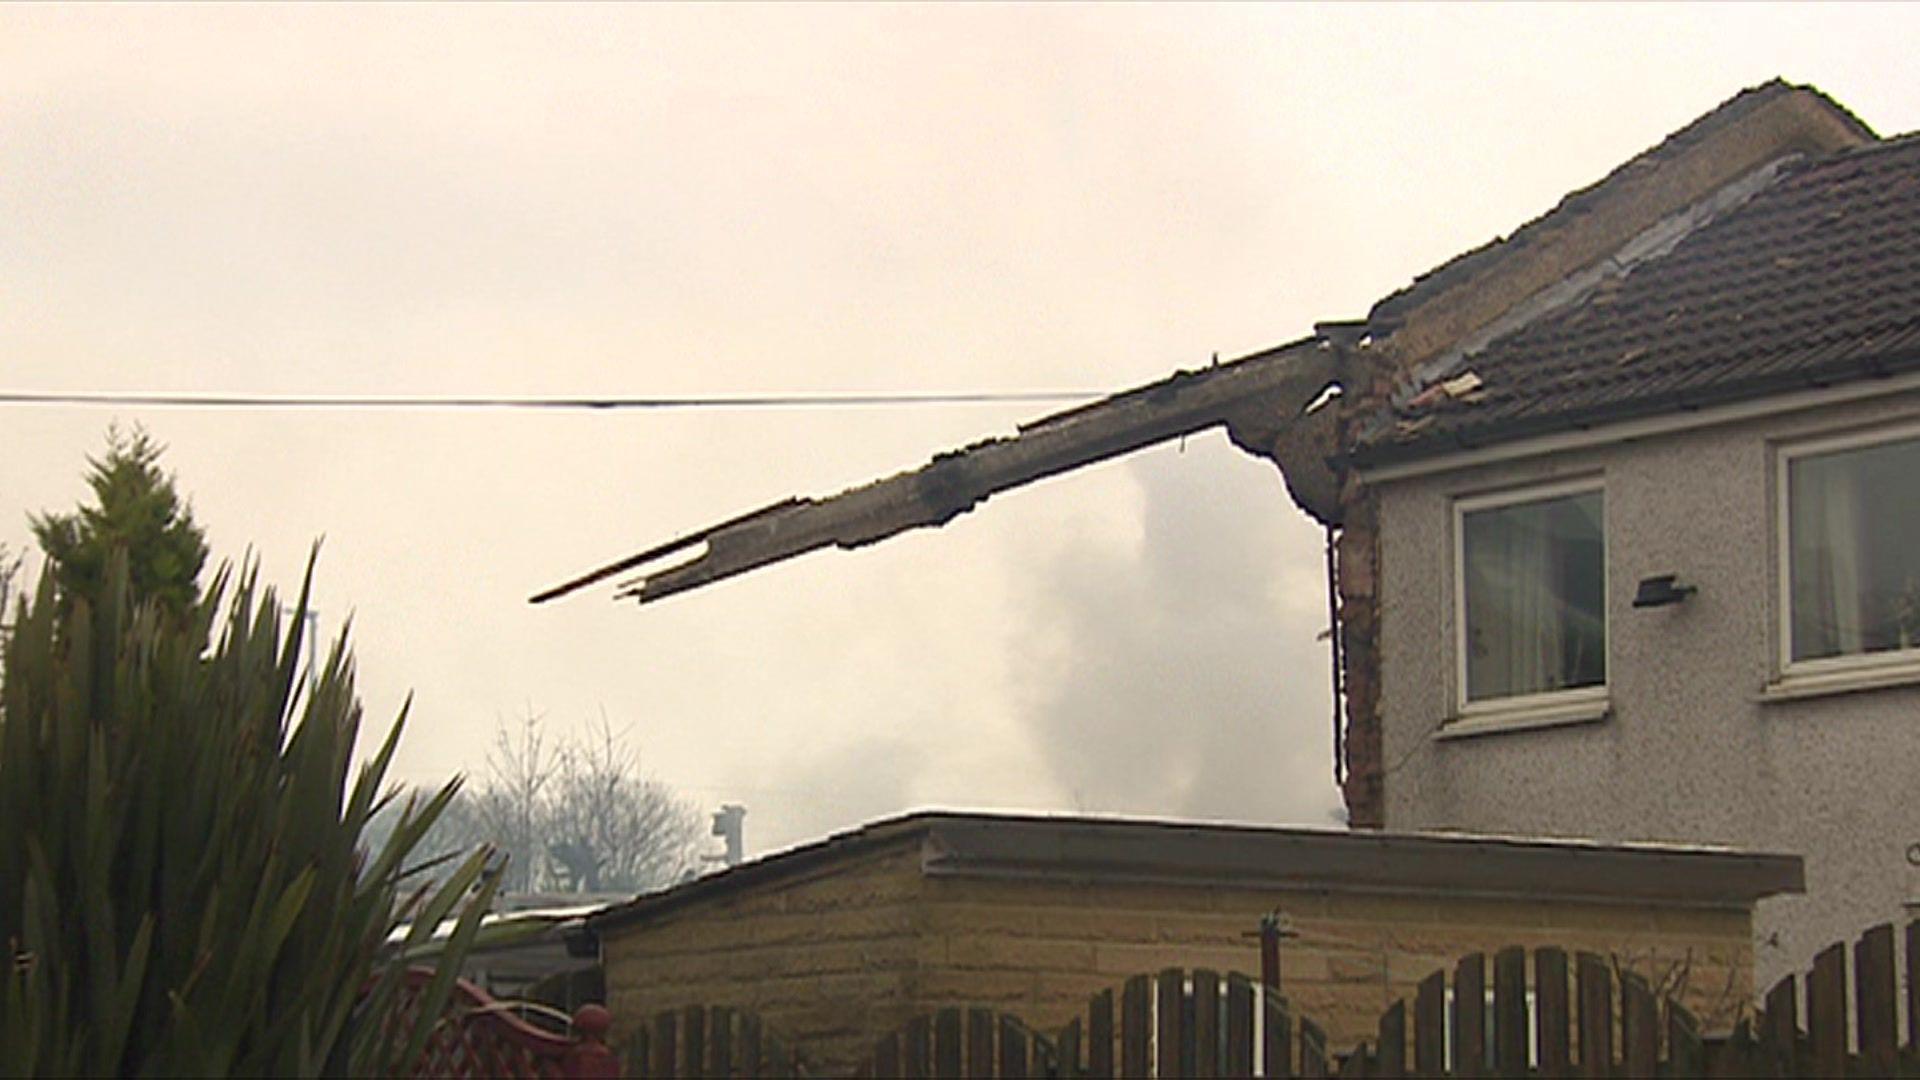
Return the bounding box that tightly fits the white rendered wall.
[1375,388,1920,991]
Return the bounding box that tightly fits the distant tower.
[709,804,746,867]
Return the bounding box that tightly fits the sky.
[6,4,1920,859]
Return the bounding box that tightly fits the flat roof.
[590,811,1802,933]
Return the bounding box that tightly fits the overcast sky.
[6,5,1919,858]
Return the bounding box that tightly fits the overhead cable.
[0,389,1100,411]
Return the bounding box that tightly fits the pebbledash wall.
[592,812,1796,1074]
[1370,384,1920,994]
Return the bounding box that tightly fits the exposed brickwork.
[600,835,1756,1067]
[1334,479,1384,829]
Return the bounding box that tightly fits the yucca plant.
[0,550,499,1076]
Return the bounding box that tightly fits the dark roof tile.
[1361,132,1920,464]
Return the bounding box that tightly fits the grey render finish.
[1373,384,1920,989]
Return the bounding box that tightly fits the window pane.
[1463,490,1605,701]
[1788,434,1920,662]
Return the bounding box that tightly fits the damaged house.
[542,79,1919,1006]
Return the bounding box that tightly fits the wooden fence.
[617,1003,811,1078]
[839,918,1920,1078]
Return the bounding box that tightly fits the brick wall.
[601,837,1754,1071]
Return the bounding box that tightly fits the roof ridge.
[1367,79,1874,329]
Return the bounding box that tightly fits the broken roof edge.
[1350,349,1920,474]
[588,809,1804,935]
[533,333,1342,606]
[1367,79,1875,334]
[1360,80,1876,388]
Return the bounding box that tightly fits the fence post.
[561,1004,622,1079]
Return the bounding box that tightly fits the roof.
[1367,80,1875,331]
[1355,126,1920,467]
[589,810,1804,933]
[537,79,1900,602]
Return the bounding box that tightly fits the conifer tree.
[31,425,209,617]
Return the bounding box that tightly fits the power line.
[0,389,1101,411]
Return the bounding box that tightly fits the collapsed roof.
[536,79,1896,607]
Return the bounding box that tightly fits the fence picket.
[653,1010,677,1079]
[1705,1018,1758,1080]
[933,1007,962,1078]
[629,1014,660,1076]
[1574,953,1610,1079]
[967,1008,993,1080]
[1667,1001,1703,1078]
[1857,923,1898,1076]
[905,1014,931,1079]
[1909,920,1920,1053]
[1620,972,1656,1079]
[1454,953,1486,1079]
[1195,970,1222,1078]
[1375,999,1404,1079]
[1059,1016,1083,1080]
[1263,988,1294,1080]
[684,1007,707,1079]
[1413,970,1445,1078]
[1090,988,1115,1079]
[1225,973,1254,1078]
[1534,948,1570,1079]
[1760,975,1796,1076]
[710,1006,733,1079]
[875,1031,901,1078]
[1336,1044,1371,1078]
[1300,1018,1329,1078]
[1122,976,1151,1079]
[1492,947,1525,1080]
[998,1015,1028,1080]
[1157,969,1184,1078]
[740,1013,761,1080]
[1807,942,1846,1080]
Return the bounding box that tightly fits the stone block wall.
[601,838,1754,1072]
[602,843,929,1073]
[914,874,1752,1050]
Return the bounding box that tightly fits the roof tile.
[1364,133,1920,462]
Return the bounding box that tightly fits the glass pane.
[1789,434,1920,662]
[1463,490,1605,701]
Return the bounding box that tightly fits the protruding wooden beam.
[533,336,1343,605]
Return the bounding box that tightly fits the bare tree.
[385,711,703,896]
[545,716,702,892]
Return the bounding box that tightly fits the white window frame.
[1443,477,1610,740]
[1768,419,1920,701]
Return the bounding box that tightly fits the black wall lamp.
[1633,574,1697,608]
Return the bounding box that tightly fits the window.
[1780,425,1920,678]
[1453,482,1606,723]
